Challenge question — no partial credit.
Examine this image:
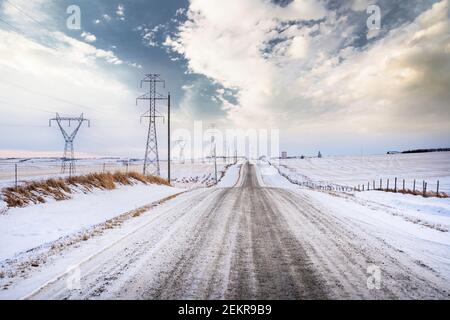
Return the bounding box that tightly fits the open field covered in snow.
[0,157,233,189]
[1,162,448,299]
[257,162,450,284]
[277,152,450,193]
[0,183,183,262]
[0,163,242,265]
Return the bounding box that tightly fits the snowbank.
[278,152,450,193]
[257,161,297,188]
[0,198,7,214]
[355,191,450,231]
[0,183,182,261]
[258,160,450,278]
[300,188,450,279]
[216,163,241,187]
[0,157,232,189]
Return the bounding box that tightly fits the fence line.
[271,163,448,198]
[0,162,141,188]
[271,162,356,192]
[0,158,232,189]
[354,177,447,198]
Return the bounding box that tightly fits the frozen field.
[277,152,450,193]
[0,157,232,189]
[1,162,449,299]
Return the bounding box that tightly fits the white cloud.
[51,32,122,66]
[350,0,374,12]
[164,0,328,127]
[0,27,141,156]
[1,0,51,28]
[166,0,450,151]
[116,4,125,20]
[288,35,310,60]
[81,31,97,43]
[175,8,186,16]
[138,24,169,48]
[293,0,450,129]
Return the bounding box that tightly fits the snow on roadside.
[0,158,232,189]
[216,163,241,188]
[299,188,450,280]
[0,188,209,299]
[0,183,182,262]
[257,161,450,278]
[256,161,295,188]
[0,197,7,214]
[278,152,450,193]
[259,160,450,232]
[355,191,450,232]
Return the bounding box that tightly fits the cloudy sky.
[0,0,448,158]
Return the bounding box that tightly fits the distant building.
[281,151,287,159]
[318,151,322,158]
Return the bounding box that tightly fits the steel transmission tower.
[49,113,90,175]
[136,74,168,176]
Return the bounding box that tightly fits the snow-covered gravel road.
[12,163,450,299]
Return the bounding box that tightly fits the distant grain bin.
[281,151,287,159]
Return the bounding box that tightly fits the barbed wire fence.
[0,160,142,188]
[270,162,449,199]
[0,157,237,189]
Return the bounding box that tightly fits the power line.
[4,0,49,31]
[0,16,23,33]
[0,80,109,114]
[0,123,48,128]
[0,15,59,51]
[0,98,54,114]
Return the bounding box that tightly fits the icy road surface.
[23,163,450,299]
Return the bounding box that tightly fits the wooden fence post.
[373,180,375,190]
[394,177,397,192]
[413,179,416,192]
[402,179,405,191]
[387,179,390,190]
[15,163,18,188]
[380,178,382,190]
[437,180,440,194]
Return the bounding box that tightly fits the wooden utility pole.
[167,92,171,184]
[15,163,18,188]
[214,144,218,184]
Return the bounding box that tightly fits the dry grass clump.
[67,172,116,190]
[379,188,449,198]
[128,171,169,185]
[2,171,169,208]
[3,178,71,207]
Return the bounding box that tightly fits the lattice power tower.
[136,74,168,176]
[49,113,90,175]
